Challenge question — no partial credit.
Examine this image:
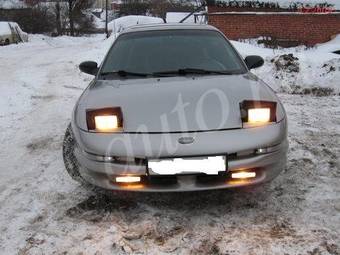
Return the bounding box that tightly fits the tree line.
[0,0,95,36]
[0,0,203,36]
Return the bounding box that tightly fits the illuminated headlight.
[240,100,277,127]
[248,108,271,123]
[94,115,118,131]
[86,107,123,132]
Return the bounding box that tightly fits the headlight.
[94,115,118,131]
[248,108,271,123]
[240,100,276,127]
[86,107,123,132]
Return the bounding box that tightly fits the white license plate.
[148,156,226,175]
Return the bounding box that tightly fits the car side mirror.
[79,61,98,76]
[244,56,264,70]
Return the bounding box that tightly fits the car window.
[101,30,247,77]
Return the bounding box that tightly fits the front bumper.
[73,119,288,192]
[75,143,287,191]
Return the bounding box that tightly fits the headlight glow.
[240,100,277,127]
[86,107,123,132]
[231,171,256,179]
[248,108,271,123]
[94,115,118,131]
[115,176,141,183]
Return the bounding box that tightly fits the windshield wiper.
[153,68,238,76]
[100,70,151,78]
[100,68,239,79]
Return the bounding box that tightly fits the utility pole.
[56,0,62,35]
[105,0,109,38]
[68,0,75,36]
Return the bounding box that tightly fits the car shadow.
[65,184,272,221]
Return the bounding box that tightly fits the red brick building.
[208,5,340,46]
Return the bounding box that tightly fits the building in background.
[207,1,340,47]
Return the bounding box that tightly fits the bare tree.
[149,0,169,20]
[15,2,55,34]
[119,0,150,16]
[67,0,76,36]
[52,0,95,36]
[55,0,62,35]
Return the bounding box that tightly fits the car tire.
[62,124,88,185]
[62,124,119,196]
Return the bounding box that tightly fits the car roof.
[120,23,219,35]
[0,22,11,35]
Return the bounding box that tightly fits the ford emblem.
[178,137,195,145]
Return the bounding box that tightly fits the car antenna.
[179,1,207,23]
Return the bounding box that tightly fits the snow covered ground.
[233,35,340,95]
[0,34,339,255]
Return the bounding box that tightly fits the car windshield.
[100,29,247,79]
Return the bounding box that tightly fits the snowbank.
[108,15,164,34]
[314,35,340,54]
[89,13,106,29]
[231,37,340,94]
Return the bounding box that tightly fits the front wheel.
[62,124,88,185]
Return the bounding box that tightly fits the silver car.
[63,24,288,192]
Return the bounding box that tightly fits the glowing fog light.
[115,176,141,183]
[231,171,256,179]
[248,108,271,123]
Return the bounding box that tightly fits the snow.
[91,8,104,13]
[91,13,106,29]
[166,12,196,23]
[0,32,340,254]
[0,22,11,35]
[315,34,340,53]
[232,36,340,94]
[108,15,164,33]
[0,0,26,9]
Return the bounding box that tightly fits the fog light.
[115,176,141,183]
[231,171,256,179]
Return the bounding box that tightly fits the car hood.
[75,73,284,133]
